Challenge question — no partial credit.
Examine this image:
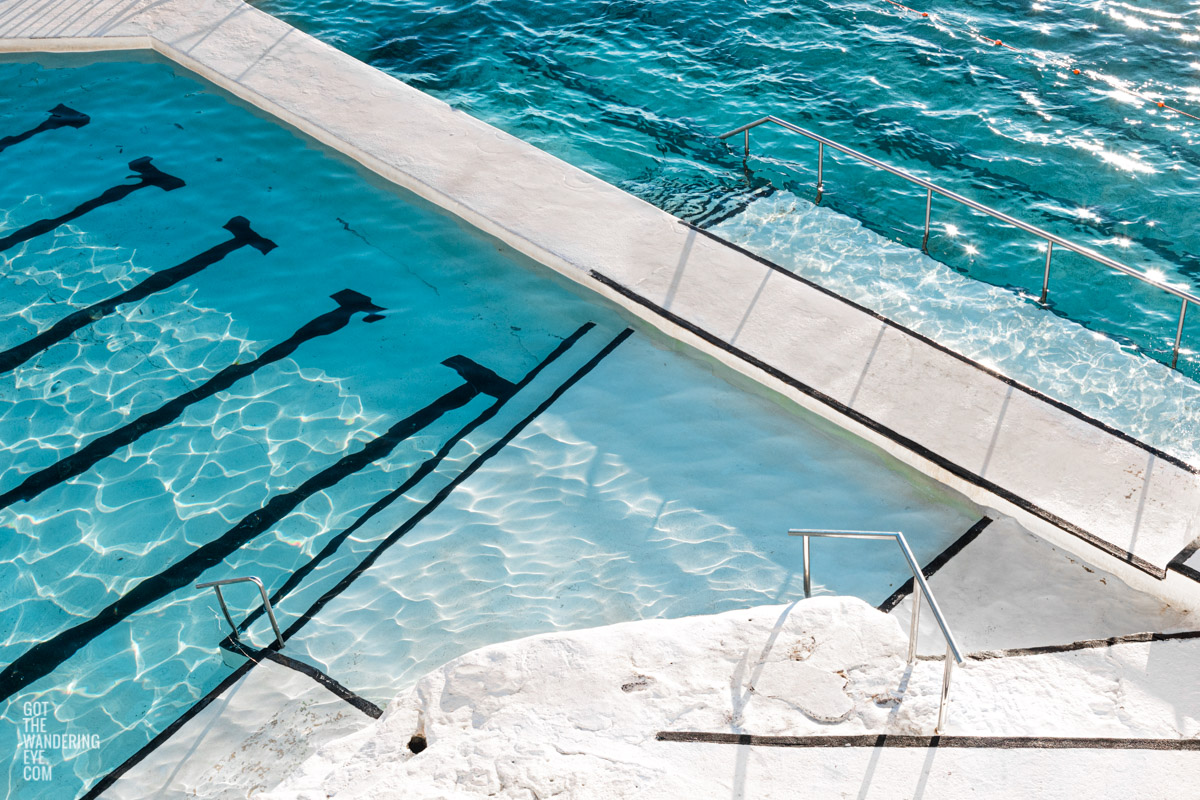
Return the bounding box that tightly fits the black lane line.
[0,104,89,154]
[589,269,1169,580]
[968,628,1200,661]
[261,650,383,719]
[280,328,634,642]
[229,322,597,638]
[0,289,381,513]
[78,327,599,796]
[79,648,266,800]
[0,368,498,701]
[656,731,1200,751]
[76,326,614,796]
[0,157,184,253]
[681,219,1200,477]
[876,517,992,613]
[0,216,275,376]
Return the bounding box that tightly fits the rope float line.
[880,0,1200,122]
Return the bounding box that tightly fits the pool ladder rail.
[196,575,284,650]
[195,547,958,729]
[788,529,963,734]
[720,115,1198,370]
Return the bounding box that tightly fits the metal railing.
[196,575,283,649]
[789,529,963,734]
[720,115,1198,369]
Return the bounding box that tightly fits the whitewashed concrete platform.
[92,561,1200,799]
[2,0,1199,600]
[253,597,1200,800]
[95,511,1200,797]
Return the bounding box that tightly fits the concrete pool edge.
[1,0,1198,607]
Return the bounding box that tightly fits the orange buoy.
[1073,69,1080,75]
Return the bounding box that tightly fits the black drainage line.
[0,289,381,513]
[1170,561,1200,584]
[260,650,383,719]
[589,269,1168,580]
[279,328,634,643]
[0,104,90,154]
[0,362,500,702]
[79,650,264,800]
[656,731,1200,751]
[968,628,1200,661]
[1167,539,1200,584]
[877,516,992,613]
[0,216,275,376]
[229,322,596,638]
[680,219,1200,478]
[0,157,184,253]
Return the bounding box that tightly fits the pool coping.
[1,0,1199,606]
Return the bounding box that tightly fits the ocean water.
[0,54,978,798]
[254,0,1200,397]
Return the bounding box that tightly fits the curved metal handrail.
[196,575,284,649]
[788,529,961,734]
[720,115,1196,368]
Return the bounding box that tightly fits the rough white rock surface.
[261,597,1200,799]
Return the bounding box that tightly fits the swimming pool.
[0,53,979,798]
[253,0,1200,460]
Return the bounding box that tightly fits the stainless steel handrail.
[196,575,283,649]
[788,529,962,734]
[721,115,1197,368]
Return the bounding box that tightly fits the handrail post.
[921,189,932,252]
[1173,298,1189,368]
[787,528,963,735]
[744,129,750,158]
[1040,241,1054,305]
[936,642,954,734]
[907,585,921,664]
[802,534,812,598]
[254,579,285,649]
[816,142,824,200]
[212,586,237,634]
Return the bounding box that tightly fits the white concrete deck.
[2,0,1199,599]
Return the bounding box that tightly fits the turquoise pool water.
[253,0,1200,448]
[0,55,978,798]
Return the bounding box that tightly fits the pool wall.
[1,0,1198,608]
